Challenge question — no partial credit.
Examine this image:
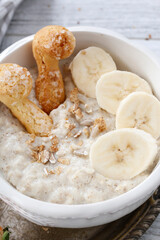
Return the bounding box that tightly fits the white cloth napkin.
[0,0,22,46]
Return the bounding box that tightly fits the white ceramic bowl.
[0,26,160,228]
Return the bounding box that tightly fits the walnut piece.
[54,166,63,175]
[83,126,90,138]
[74,130,82,138]
[49,153,57,164]
[64,122,76,130]
[93,117,107,132]
[34,145,45,152]
[58,158,70,165]
[84,104,92,114]
[73,150,88,157]
[68,103,79,114]
[70,87,79,104]
[50,136,59,152]
[75,108,83,120]
[38,150,50,164]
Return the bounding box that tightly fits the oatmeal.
[0,66,155,205]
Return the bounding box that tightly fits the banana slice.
[69,46,116,98]
[116,92,160,139]
[96,70,152,114]
[90,128,157,180]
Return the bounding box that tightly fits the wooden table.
[1,0,160,239]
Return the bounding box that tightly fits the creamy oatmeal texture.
[0,66,155,204]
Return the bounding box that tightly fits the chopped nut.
[77,140,83,146]
[44,168,55,176]
[74,130,82,138]
[34,145,45,152]
[83,126,90,138]
[50,144,58,152]
[32,145,46,162]
[94,117,107,132]
[84,104,92,114]
[32,151,39,161]
[49,153,57,164]
[51,135,59,145]
[54,166,63,175]
[48,169,55,175]
[64,122,76,130]
[58,158,70,165]
[75,108,83,120]
[38,150,50,164]
[68,103,79,114]
[70,88,79,104]
[73,150,88,157]
[50,136,59,152]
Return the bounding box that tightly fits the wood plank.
[2,0,160,40]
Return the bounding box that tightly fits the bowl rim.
[0,26,160,220]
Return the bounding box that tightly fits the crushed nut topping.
[34,145,45,152]
[58,158,70,165]
[49,153,57,164]
[84,104,92,114]
[74,108,83,120]
[74,130,82,138]
[44,168,55,176]
[38,150,50,164]
[93,117,107,132]
[70,88,79,104]
[73,150,88,157]
[83,126,90,138]
[44,166,63,176]
[68,103,79,114]
[64,122,76,130]
[32,145,45,162]
[32,151,39,162]
[50,136,59,152]
[55,166,63,175]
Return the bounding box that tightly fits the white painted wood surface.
[1,0,160,239]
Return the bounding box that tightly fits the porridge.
[0,25,159,205]
[0,66,157,204]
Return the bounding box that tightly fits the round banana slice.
[116,92,160,139]
[96,70,152,114]
[69,46,116,98]
[90,128,157,180]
